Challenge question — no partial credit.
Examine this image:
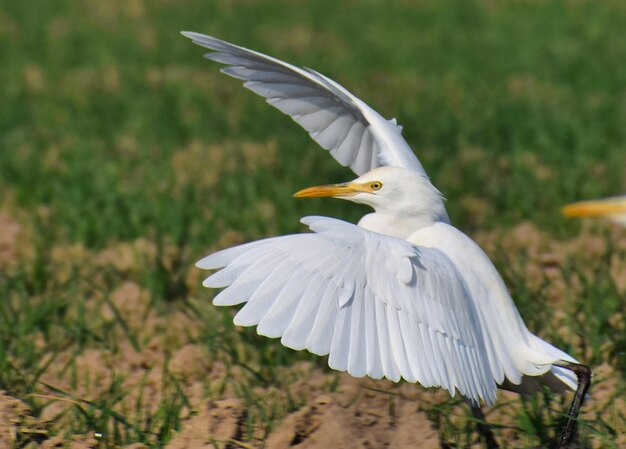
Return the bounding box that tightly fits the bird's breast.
[357,213,433,240]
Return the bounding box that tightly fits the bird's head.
[294,166,447,222]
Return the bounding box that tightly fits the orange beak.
[293,182,369,198]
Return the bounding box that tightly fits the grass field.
[1,0,625,447]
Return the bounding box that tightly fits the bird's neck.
[357,211,449,239]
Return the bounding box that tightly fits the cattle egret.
[563,195,626,227]
[183,32,590,448]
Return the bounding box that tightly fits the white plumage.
[182,31,424,176]
[184,31,578,406]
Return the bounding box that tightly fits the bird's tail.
[548,364,578,391]
[531,334,578,391]
[502,336,579,395]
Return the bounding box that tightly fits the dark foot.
[554,362,592,449]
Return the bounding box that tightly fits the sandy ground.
[166,379,441,449]
[1,374,444,449]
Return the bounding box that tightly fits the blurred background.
[0,0,625,447]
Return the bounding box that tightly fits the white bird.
[563,195,626,227]
[183,32,590,447]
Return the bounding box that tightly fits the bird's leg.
[465,400,499,449]
[554,362,592,449]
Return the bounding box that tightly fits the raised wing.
[197,216,497,404]
[182,31,426,176]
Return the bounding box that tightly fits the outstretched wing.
[197,216,497,404]
[182,32,426,176]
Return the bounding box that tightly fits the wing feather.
[363,288,384,379]
[386,306,415,382]
[257,269,313,337]
[281,274,328,351]
[398,310,420,381]
[328,296,352,372]
[436,332,455,395]
[375,298,401,381]
[306,282,341,355]
[347,287,367,377]
[196,216,498,404]
[233,268,287,326]
[212,280,258,306]
[182,31,426,176]
[419,324,441,387]
[268,96,325,117]
[331,121,363,167]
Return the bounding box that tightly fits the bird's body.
[408,221,576,392]
[183,32,584,413]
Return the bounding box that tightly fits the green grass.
[1,0,625,447]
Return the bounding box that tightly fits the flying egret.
[183,31,590,448]
[563,195,626,227]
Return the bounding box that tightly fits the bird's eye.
[370,181,382,190]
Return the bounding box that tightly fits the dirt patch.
[40,435,100,449]
[265,389,439,449]
[0,391,46,447]
[38,310,211,425]
[165,373,442,449]
[168,344,211,380]
[101,281,151,332]
[162,360,448,449]
[167,398,247,449]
